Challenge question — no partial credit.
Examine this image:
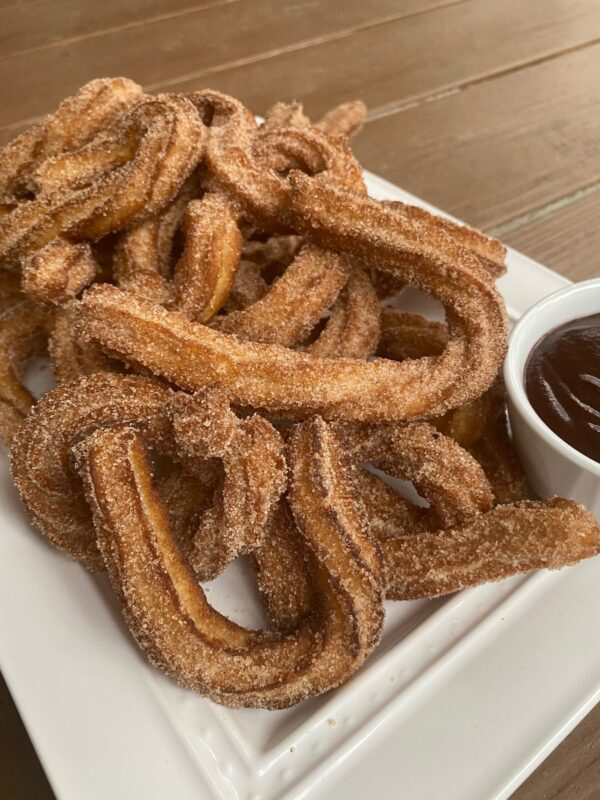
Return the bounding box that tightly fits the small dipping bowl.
[504,277,600,518]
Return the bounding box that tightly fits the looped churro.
[338,421,494,528]
[0,77,143,203]
[22,237,99,305]
[291,418,599,601]
[215,243,351,346]
[168,388,286,581]
[70,414,384,708]
[377,308,527,500]
[193,89,365,228]
[0,93,205,267]
[11,373,176,568]
[75,205,505,420]
[5,81,598,713]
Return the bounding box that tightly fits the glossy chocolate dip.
[524,312,600,462]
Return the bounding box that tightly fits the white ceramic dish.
[504,278,600,517]
[2,172,599,800]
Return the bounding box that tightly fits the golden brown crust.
[22,238,99,305]
[0,300,49,447]
[307,267,380,359]
[168,388,286,580]
[10,374,177,568]
[171,193,242,322]
[316,100,367,139]
[0,77,143,203]
[75,225,505,420]
[381,200,506,278]
[383,498,600,600]
[376,309,526,498]
[337,421,494,527]
[215,244,350,346]
[5,83,598,714]
[113,174,198,303]
[48,302,114,385]
[74,419,384,708]
[0,94,205,267]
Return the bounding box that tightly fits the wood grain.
[0,0,460,130]
[513,700,600,799]
[0,673,54,800]
[163,0,600,119]
[0,0,238,56]
[352,41,600,230]
[500,188,600,282]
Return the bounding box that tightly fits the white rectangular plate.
[2,171,598,800]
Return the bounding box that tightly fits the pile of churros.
[1,78,598,709]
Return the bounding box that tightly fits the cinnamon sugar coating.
[4,81,598,711]
[215,244,350,347]
[0,77,143,204]
[74,419,384,709]
[22,238,99,305]
[384,498,600,599]
[0,300,49,446]
[0,93,204,266]
[75,220,505,420]
[168,388,286,580]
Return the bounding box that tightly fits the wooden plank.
[513,701,600,799]
[500,187,600,283]
[351,41,600,231]
[165,0,600,120]
[0,673,54,800]
[0,0,40,9]
[0,0,458,131]
[0,0,237,57]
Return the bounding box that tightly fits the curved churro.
[377,308,526,498]
[384,498,600,600]
[381,200,506,278]
[22,238,99,305]
[338,421,494,528]
[193,90,364,228]
[171,192,242,322]
[307,267,380,359]
[0,94,205,266]
[113,174,198,303]
[0,300,48,446]
[73,416,384,708]
[0,77,143,203]
[168,388,286,580]
[216,243,350,346]
[10,374,176,569]
[75,222,505,420]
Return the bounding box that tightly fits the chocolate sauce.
[525,312,600,462]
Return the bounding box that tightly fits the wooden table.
[1,1,599,797]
